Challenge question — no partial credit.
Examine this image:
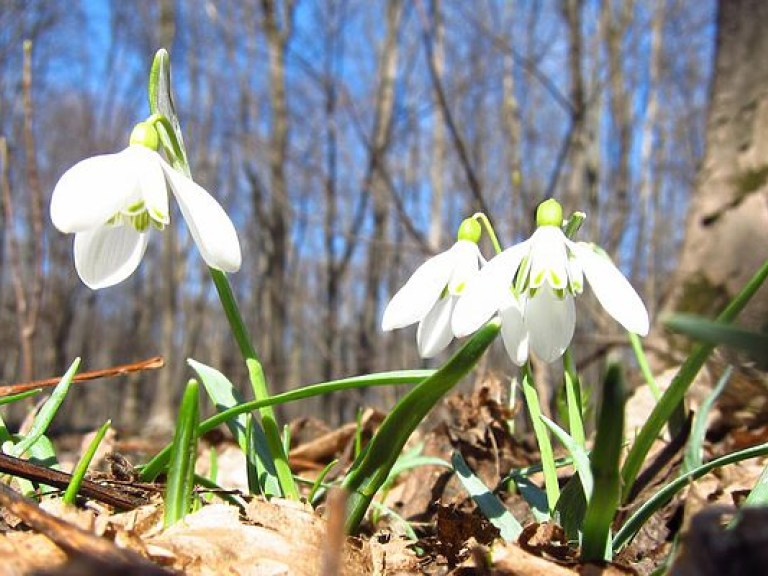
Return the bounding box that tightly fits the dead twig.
[0,356,165,398]
[0,452,149,511]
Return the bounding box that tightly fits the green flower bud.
[129,122,160,151]
[536,199,563,227]
[457,217,482,243]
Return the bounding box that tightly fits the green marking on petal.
[150,207,168,223]
[534,270,546,286]
[555,288,566,299]
[124,200,145,215]
[132,212,150,231]
[453,281,466,294]
[549,270,562,287]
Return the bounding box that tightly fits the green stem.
[209,268,298,499]
[629,333,660,401]
[521,364,560,512]
[472,212,503,254]
[562,349,585,448]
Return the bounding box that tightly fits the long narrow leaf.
[0,389,41,407]
[164,380,200,528]
[63,420,111,505]
[342,319,501,533]
[521,365,559,512]
[541,415,593,499]
[681,366,731,475]
[509,473,550,523]
[188,359,248,451]
[613,441,768,552]
[581,364,625,562]
[665,314,768,357]
[452,451,522,542]
[621,258,768,501]
[10,359,80,458]
[139,369,432,481]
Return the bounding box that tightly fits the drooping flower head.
[382,218,485,357]
[452,199,649,364]
[50,120,241,289]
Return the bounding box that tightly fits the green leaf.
[614,441,768,552]
[521,365,559,512]
[63,420,111,506]
[540,415,593,500]
[665,314,768,358]
[246,415,281,498]
[164,380,200,528]
[148,48,189,176]
[581,364,625,562]
[681,366,731,475]
[9,359,80,458]
[139,369,432,482]
[0,389,41,407]
[342,319,501,533]
[621,258,768,501]
[452,451,523,542]
[188,359,248,452]
[509,473,550,523]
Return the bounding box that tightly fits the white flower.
[50,123,241,289]
[382,221,485,357]
[452,200,649,365]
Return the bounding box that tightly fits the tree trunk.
[355,0,402,417]
[261,0,293,391]
[660,0,768,425]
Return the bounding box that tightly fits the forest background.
[0,1,717,434]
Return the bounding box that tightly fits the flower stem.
[209,268,298,499]
[472,212,503,255]
[562,349,585,448]
[521,363,560,512]
[629,333,660,401]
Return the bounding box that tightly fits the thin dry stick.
[0,356,165,398]
[0,452,148,510]
[0,481,166,573]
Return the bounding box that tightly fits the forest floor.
[1,372,767,575]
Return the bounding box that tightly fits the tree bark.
[659,0,768,432]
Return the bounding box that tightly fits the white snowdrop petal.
[499,294,529,365]
[526,287,575,363]
[417,295,456,358]
[447,241,482,294]
[528,226,569,290]
[73,225,149,289]
[163,162,242,273]
[130,147,170,224]
[51,150,140,233]
[382,247,456,330]
[572,242,650,336]
[452,243,528,337]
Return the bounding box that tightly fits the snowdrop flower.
[382,218,485,357]
[452,199,649,364]
[50,121,241,289]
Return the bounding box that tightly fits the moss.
[733,164,768,196]
[676,273,730,317]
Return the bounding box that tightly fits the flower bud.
[129,122,160,151]
[536,199,563,227]
[457,217,482,243]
